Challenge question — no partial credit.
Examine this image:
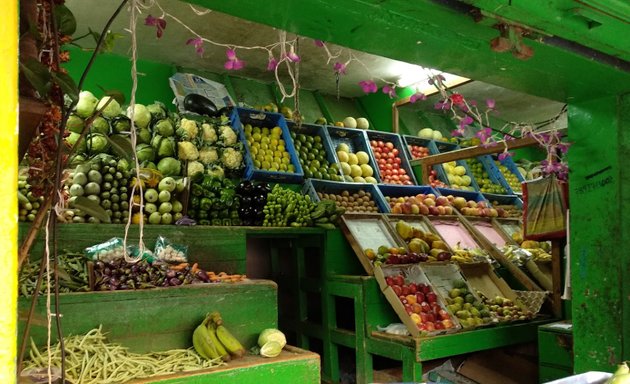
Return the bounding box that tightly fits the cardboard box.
[457,348,538,384]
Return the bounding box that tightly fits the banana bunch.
[606,362,630,384]
[310,199,345,229]
[528,248,552,262]
[451,249,474,263]
[193,312,246,362]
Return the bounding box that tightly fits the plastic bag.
[127,244,155,263]
[84,238,126,262]
[376,323,410,336]
[154,236,188,263]
[523,175,568,240]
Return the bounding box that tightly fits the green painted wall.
[568,95,629,372]
[64,47,175,107]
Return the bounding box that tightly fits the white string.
[123,0,145,261]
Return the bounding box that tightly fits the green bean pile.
[19,251,90,297]
[24,326,225,383]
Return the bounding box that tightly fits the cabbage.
[154,119,174,137]
[96,96,122,119]
[67,114,84,134]
[151,135,176,158]
[127,104,151,129]
[65,132,86,153]
[177,141,199,161]
[260,341,282,358]
[418,128,434,139]
[76,91,98,118]
[147,102,167,121]
[257,329,286,348]
[187,161,204,178]
[88,116,110,135]
[140,161,157,170]
[136,143,156,163]
[157,157,181,177]
[137,128,152,144]
[86,133,110,154]
[111,116,131,134]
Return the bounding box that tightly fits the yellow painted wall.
[0,1,18,382]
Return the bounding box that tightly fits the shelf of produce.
[326,126,381,183]
[288,122,343,182]
[365,130,418,185]
[18,280,278,354]
[466,155,513,195]
[135,345,320,384]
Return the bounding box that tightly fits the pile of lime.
[244,124,296,173]
[466,158,506,194]
[291,131,342,181]
[495,161,522,192]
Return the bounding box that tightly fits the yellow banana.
[215,324,246,358]
[207,322,231,361]
[192,317,221,360]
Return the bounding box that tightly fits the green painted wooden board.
[18,281,278,354]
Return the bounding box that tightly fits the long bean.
[23,326,225,383]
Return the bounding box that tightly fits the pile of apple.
[369,140,413,185]
[386,193,454,216]
[385,274,456,332]
[444,194,506,217]
[408,144,430,160]
[428,169,448,188]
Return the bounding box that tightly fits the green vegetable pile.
[262,185,344,228]
[19,251,89,296]
[290,130,342,181]
[18,174,43,222]
[188,176,241,226]
[24,326,224,384]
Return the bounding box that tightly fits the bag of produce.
[84,238,126,262]
[154,236,188,263]
[127,244,155,263]
[522,175,568,240]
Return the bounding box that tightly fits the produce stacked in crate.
[304,179,388,213]
[327,126,379,183]
[442,161,477,191]
[380,185,454,216]
[289,123,342,181]
[495,157,525,193]
[18,174,43,222]
[466,157,508,194]
[188,176,242,226]
[366,132,416,185]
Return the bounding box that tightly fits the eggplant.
[183,94,219,117]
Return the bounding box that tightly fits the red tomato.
[385,142,394,149]
[399,168,406,175]
[392,148,399,156]
[370,140,377,147]
[394,157,402,165]
[377,140,384,147]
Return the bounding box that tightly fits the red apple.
[393,275,404,286]
[425,322,435,331]
[392,285,402,296]
[428,206,440,215]
[420,312,429,322]
[420,302,431,313]
[415,292,425,303]
[435,196,449,206]
[408,284,417,294]
[438,309,450,320]
[401,286,410,296]
[423,198,436,207]
[385,277,394,286]
[427,292,438,303]
[442,319,454,329]
[419,204,430,215]
[436,206,446,215]
[434,321,446,330]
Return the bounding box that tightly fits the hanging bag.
[522,175,568,240]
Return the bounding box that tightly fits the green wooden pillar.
[568,94,630,373]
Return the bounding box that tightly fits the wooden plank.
[134,346,320,384]
[18,281,278,353]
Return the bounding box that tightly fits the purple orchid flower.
[382,84,397,99]
[434,100,451,110]
[333,62,347,75]
[186,37,204,57]
[145,15,166,38]
[287,47,300,63]
[451,128,466,137]
[459,116,474,129]
[428,74,446,85]
[267,57,279,71]
[557,142,571,154]
[224,49,244,70]
[359,80,378,94]
[409,92,426,103]
[486,99,496,109]
[498,151,514,161]
[314,40,325,47]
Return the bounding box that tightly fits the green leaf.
[106,135,133,161]
[51,71,79,101]
[73,196,111,223]
[54,4,77,36]
[20,59,52,97]
[100,31,124,53]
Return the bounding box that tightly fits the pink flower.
[449,93,464,105]
[451,128,465,137]
[314,40,325,47]
[428,74,445,85]
[287,47,300,63]
[224,49,244,70]
[486,99,496,109]
[267,57,278,71]
[557,142,571,154]
[186,37,204,57]
[359,80,378,94]
[475,127,492,142]
[145,15,166,38]
[498,151,514,161]
[434,100,451,110]
[409,92,426,103]
[382,84,397,99]
[459,116,473,129]
[333,62,346,75]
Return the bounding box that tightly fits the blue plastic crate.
[440,159,481,192]
[365,130,418,185]
[287,122,343,182]
[377,185,439,213]
[433,140,460,153]
[468,155,513,195]
[302,179,389,213]
[496,155,525,194]
[325,126,381,183]
[231,108,304,183]
[401,135,435,161]
[483,193,523,209]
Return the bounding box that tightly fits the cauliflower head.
[219,125,238,146]
[221,147,243,170]
[177,141,200,161]
[202,123,218,144]
[198,147,219,165]
[177,118,199,140]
